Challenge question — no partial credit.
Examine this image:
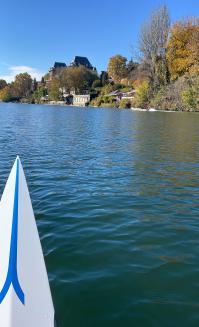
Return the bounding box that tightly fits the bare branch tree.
[139,5,170,87]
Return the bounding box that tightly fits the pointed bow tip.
[14,156,21,167]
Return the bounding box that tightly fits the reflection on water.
[0,103,199,326]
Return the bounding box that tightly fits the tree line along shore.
[0,5,198,111]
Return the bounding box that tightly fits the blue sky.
[0,0,198,81]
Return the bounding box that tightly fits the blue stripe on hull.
[0,158,25,304]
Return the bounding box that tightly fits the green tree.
[0,79,7,90]
[182,88,197,110]
[48,79,60,101]
[100,71,109,86]
[107,55,127,83]
[119,98,132,109]
[32,85,47,103]
[100,83,121,95]
[92,79,102,89]
[33,78,37,91]
[181,76,199,110]
[133,81,150,108]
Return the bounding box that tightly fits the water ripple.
[1,103,199,326]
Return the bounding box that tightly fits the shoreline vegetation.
[0,6,198,111]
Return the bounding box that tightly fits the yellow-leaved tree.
[189,20,199,75]
[167,19,199,80]
[107,55,127,83]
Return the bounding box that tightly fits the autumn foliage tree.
[107,55,127,83]
[13,73,33,98]
[60,66,98,94]
[167,19,199,80]
[0,86,13,102]
[189,20,199,75]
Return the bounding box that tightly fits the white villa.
[73,94,90,107]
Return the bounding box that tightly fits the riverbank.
[1,100,195,112]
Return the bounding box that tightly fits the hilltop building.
[46,56,98,106]
[54,62,66,69]
[49,56,95,81]
[70,56,95,70]
[49,62,66,80]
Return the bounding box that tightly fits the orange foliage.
[0,86,12,102]
[189,22,199,75]
[167,19,199,80]
[120,78,130,86]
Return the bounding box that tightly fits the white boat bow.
[0,157,56,326]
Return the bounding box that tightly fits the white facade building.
[73,94,90,107]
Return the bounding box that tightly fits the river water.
[0,103,199,326]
